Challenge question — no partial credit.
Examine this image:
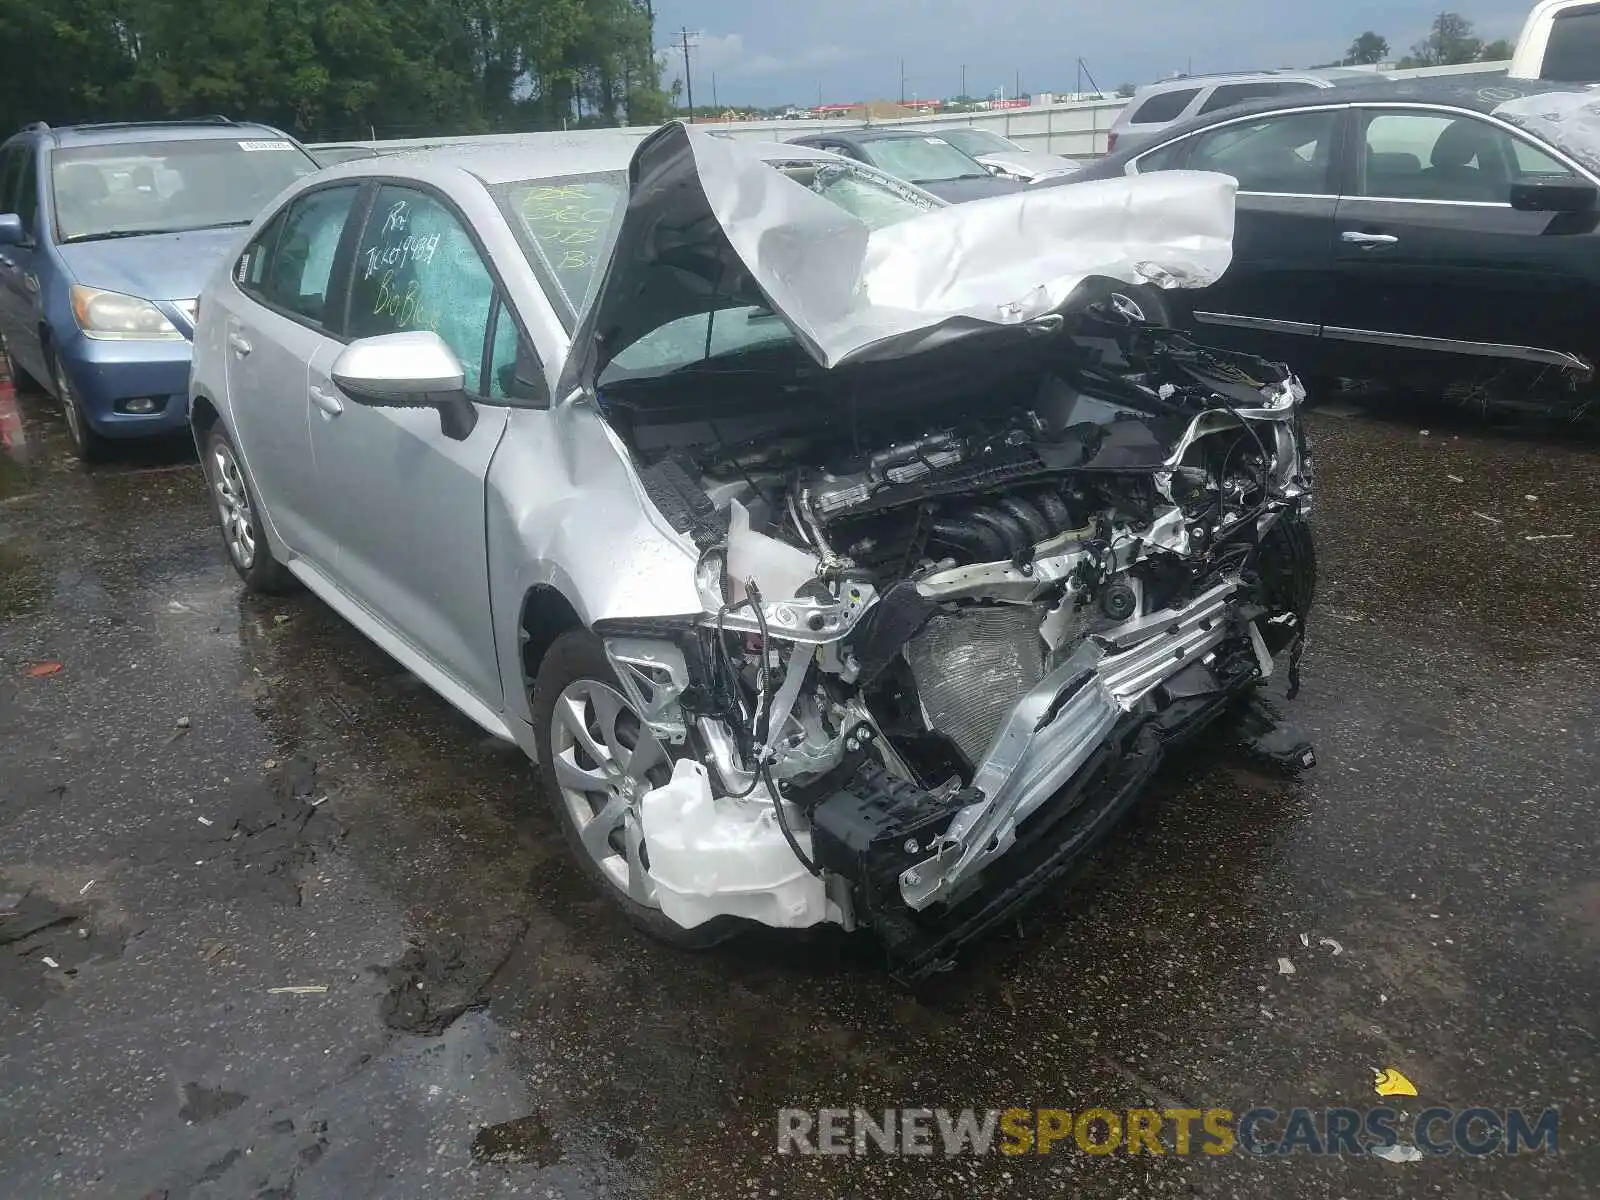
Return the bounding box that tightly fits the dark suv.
[0,117,319,457]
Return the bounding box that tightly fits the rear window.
[1197,80,1318,115]
[1129,88,1201,125]
[51,137,318,242]
[1542,7,1600,81]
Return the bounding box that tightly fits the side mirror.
[331,331,479,441]
[1510,180,1598,214]
[0,214,24,247]
[984,162,1003,176]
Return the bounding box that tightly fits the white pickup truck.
[1510,0,1600,80]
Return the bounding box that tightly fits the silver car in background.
[920,126,1087,181]
[1107,69,1380,154]
[189,124,1316,981]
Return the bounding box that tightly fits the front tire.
[202,426,294,593]
[50,355,107,462]
[530,629,739,949]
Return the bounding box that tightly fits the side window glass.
[1129,88,1200,125]
[1359,111,1574,203]
[1187,111,1339,195]
[235,210,287,298]
[0,148,19,215]
[254,186,359,323]
[486,298,547,404]
[347,186,495,395]
[13,146,37,235]
[1197,81,1316,117]
[1134,138,1190,173]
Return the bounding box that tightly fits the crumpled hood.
[1494,87,1600,176]
[565,121,1236,390]
[55,227,243,303]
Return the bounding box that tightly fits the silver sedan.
[189,124,1315,981]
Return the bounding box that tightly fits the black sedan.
[787,127,1025,202]
[1053,78,1600,411]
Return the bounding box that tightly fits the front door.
[308,183,510,708]
[0,143,49,384]
[225,183,363,563]
[1326,106,1600,377]
[1158,107,1345,370]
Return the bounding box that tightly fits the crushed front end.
[593,301,1316,982]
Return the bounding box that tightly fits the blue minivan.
[0,118,321,458]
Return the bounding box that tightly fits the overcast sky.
[650,1,1532,107]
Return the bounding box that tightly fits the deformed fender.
[486,400,703,731]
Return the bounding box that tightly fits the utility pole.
[960,63,967,100]
[680,27,696,123]
[899,58,906,105]
[1015,68,1021,101]
[712,71,719,113]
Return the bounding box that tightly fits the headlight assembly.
[69,285,183,340]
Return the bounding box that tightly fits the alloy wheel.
[548,679,672,907]
[53,362,86,450]
[210,439,257,570]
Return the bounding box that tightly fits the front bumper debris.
[896,577,1244,912]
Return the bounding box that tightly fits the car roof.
[1133,68,1371,95]
[1107,75,1598,160]
[20,119,294,150]
[310,133,847,187]
[792,126,962,146]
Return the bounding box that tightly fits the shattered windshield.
[858,135,991,184]
[596,160,939,381]
[495,174,628,318]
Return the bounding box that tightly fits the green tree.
[1116,82,1137,98]
[1345,31,1390,65]
[1402,12,1483,67]
[1480,38,1515,61]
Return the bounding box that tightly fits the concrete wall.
[311,61,1512,160]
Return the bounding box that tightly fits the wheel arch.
[518,584,586,691]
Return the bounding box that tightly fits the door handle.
[227,332,252,356]
[309,384,344,417]
[1341,231,1399,249]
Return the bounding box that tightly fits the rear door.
[1325,105,1599,375]
[1139,106,1345,365]
[307,182,513,707]
[225,182,364,563]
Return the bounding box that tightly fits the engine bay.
[596,301,1317,979]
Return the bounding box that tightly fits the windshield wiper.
[62,220,251,244]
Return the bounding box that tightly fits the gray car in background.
[1107,69,1381,154]
[924,126,1087,181]
[188,124,1314,981]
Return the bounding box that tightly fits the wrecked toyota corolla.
[193,123,1315,982]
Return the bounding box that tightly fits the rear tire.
[2,338,45,395]
[202,425,295,593]
[531,629,741,949]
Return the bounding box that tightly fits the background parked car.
[0,117,319,458]
[918,126,1086,181]
[1055,78,1600,415]
[1510,0,1600,81]
[310,144,386,168]
[1106,68,1381,154]
[786,128,1025,201]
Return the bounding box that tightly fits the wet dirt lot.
[1,386,1596,1199]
